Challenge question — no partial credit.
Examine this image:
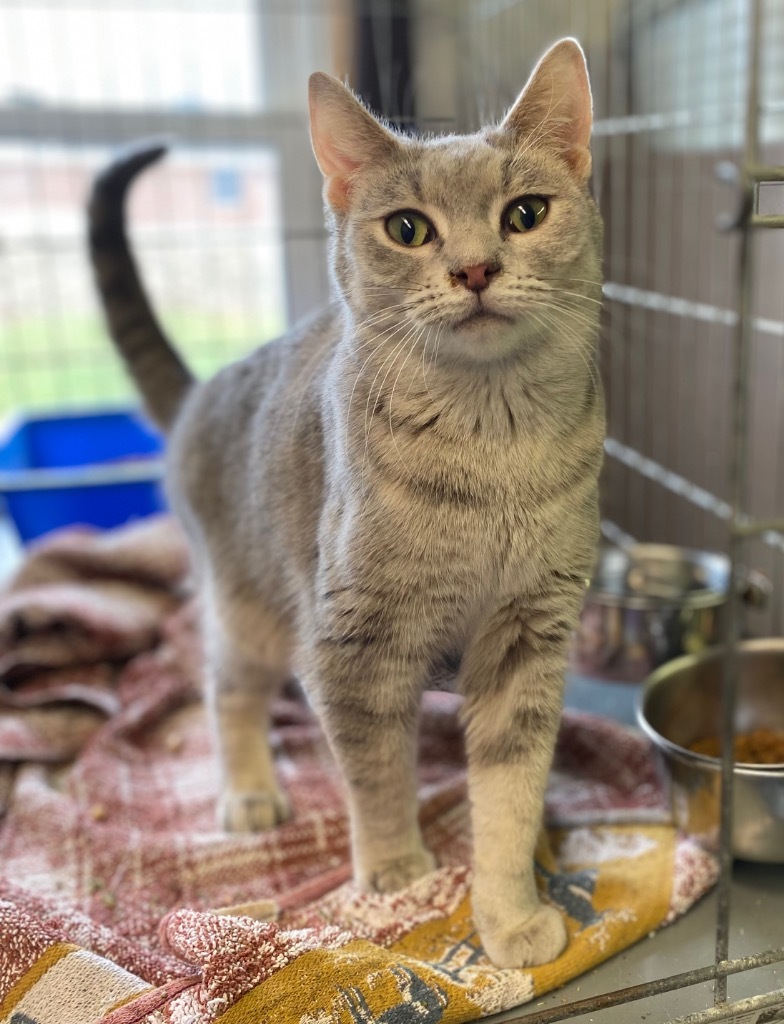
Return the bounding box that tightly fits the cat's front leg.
[305,630,435,893]
[461,583,584,968]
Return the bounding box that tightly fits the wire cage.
[0,0,783,1021]
[458,2,784,1020]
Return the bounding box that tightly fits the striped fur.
[88,142,193,429]
[88,39,605,968]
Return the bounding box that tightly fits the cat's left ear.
[309,73,399,211]
[502,38,593,180]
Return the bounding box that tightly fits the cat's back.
[167,303,341,530]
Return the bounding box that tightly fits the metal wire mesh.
[458,0,784,635]
[0,0,783,1020]
[456,1,784,1019]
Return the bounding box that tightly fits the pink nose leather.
[451,263,499,292]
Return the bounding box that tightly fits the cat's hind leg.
[203,591,292,833]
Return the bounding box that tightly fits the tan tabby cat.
[88,38,604,968]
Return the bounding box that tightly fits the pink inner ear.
[310,115,365,210]
[310,127,364,211]
[309,72,400,210]
[312,126,363,181]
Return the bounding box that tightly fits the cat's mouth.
[454,308,513,329]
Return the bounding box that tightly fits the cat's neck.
[337,315,597,443]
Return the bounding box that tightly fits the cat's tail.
[88,141,194,432]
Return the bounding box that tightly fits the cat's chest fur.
[315,339,602,637]
[333,338,599,518]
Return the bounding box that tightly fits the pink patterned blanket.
[0,518,717,1024]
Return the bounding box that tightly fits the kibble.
[688,728,784,765]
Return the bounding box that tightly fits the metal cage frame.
[492,1,784,1020]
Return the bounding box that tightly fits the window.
[0,0,332,416]
[0,2,260,112]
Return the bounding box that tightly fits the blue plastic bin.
[0,408,166,543]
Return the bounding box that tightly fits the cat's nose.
[450,263,500,292]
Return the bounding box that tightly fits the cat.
[88,37,605,969]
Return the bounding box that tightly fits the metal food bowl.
[569,544,770,683]
[637,639,784,862]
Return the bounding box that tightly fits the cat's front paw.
[478,904,567,968]
[219,788,290,832]
[359,848,437,893]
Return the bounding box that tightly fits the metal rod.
[751,214,784,228]
[734,517,784,537]
[491,948,784,1024]
[604,437,784,553]
[604,281,736,326]
[591,105,784,138]
[603,280,784,338]
[593,109,695,135]
[600,517,636,550]
[604,438,731,520]
[0,106,311,146]
[668,989,784,1024]
[749,164,784,182]
[713,0,763,1006]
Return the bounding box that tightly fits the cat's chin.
[440,315,536,365]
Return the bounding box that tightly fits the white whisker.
[361,321,420,491]
[528,302,600,393]
[387,327,425,488]
[346,317,416,456]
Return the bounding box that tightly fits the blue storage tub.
[0,408,166,543]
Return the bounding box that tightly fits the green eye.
[504,196,548,233]
[385,211,435,247]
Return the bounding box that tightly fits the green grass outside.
[0,309,285,417]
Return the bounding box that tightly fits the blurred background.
[0,0,783,633]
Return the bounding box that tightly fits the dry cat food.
[688,728,784,765]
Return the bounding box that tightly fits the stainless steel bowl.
[637,639,784,862]
[569,544,769,683]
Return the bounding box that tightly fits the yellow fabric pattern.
[219,940,481,1024]
[210,823,696,1023]
[0,942,77,1020]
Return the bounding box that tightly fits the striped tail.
[88,141,194,431]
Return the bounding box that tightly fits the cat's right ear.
[309,73,399,212]
[502,38,593,180]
